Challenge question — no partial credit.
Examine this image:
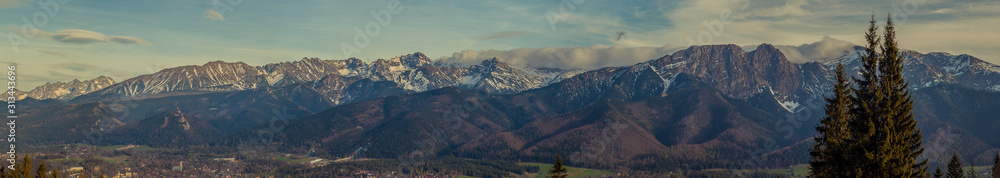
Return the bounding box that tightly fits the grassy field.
[764,164,809,178]
[963,166,995,178]
[130,145,162,151]
[47,157,84,163]
[97,145,124,150]
[97,155,130,164]
[275,155,315,164]
[761,164,996,178]
[520,162,614,177]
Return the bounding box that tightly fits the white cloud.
[747,0,809,18]
[37,29,152,45]
[440,36,859,70]
[203,9,225,21]
[928,1,1000,15]
[624,0,1000,64]
[774,36,856,63]
[108,36,152,45]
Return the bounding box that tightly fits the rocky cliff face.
[11,76,116,101]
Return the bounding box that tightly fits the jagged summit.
[396,52,432,68]
[480,57,505,67]
[19,76,116,101]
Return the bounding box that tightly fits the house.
[171,161,184,171]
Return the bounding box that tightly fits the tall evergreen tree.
[548,155,568,178]
[810,63,853,178]
[968,166,976,178]
[847,14,886,176]
[949,152,965,178]
[0,161,7,178]
[935,166,944,178]
[37,160,48,178]
[877,14,926,177]
[21,154,33,177]
[811,13,926,177]
[820,13,926,177]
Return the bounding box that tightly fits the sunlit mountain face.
[3,0,999,177]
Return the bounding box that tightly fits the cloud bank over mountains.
[771,36,856,63]
[437,45,686,69]
[439,37,859,69]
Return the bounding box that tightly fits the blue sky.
[3,0,999,90]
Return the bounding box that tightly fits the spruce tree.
[548,155,568,178]
[811,14,928,177]
[968,166,976,178]
[949,152,965,178]
[810,63,853,178]
[847,14,885,176]
[935,166,944,178]
[22,154,33,177]
[37,160,48,178]
[0,162,6,178]
[877,14,926,177]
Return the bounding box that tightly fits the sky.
[2,0,999,90]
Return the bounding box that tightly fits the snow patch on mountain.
[400,72,429,91]
[942,55,970,76]
[988,85,1000,92]
[661,73,680,93]
[459,74,483,87]
[663,61,687,69]
[973,61,1000,74]
[780,101,800,112]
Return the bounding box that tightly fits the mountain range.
[13,44,1000,171]
[70,52,577,105]
[3,76,114,101]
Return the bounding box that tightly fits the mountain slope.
[26,76,115,100]
[222,64,793,171]
[16,83,337,145]
[107,108,224,147]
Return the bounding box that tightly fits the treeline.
[929,151,1000,178]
